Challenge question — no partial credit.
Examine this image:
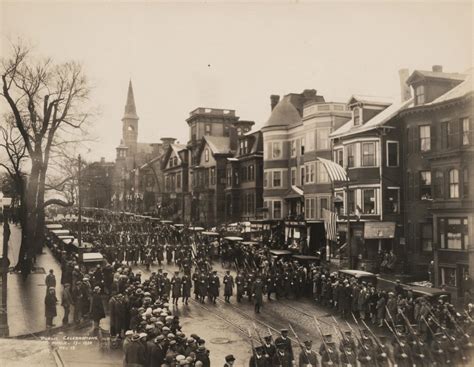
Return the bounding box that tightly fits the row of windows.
[305,196,330,220]
[334,141,399,168]
[407,167,469,200]
[191,168,217,188]
[406,118,471,153]
[266,130,332,161]
[226,165,256,186]
[241,193,256,215]
[168,156,179,167]
[165,173,182,191]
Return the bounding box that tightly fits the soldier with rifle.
[331,317,356,366]
[360,318,393,367]
[289,324,318,367]
[314,317,338,367]
[385,320,413,367]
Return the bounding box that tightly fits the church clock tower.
[122,80,139,156]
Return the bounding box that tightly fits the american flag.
[323,208,338,242]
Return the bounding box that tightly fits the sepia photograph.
[0,0,472,366]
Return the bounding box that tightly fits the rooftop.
[263,95,302,129]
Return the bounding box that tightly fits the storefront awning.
[364,221,396,239]
[316,157,349,182]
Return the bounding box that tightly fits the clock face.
[128,125,134,131]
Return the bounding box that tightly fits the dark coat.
[45,293,57,318]
[223,275,234,296]
[252,281,264,305]
[90,293,105,322]
[171,276,182,298]
[181,277,192,297]
[124,339,146,366]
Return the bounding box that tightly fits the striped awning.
[316,157,349,182]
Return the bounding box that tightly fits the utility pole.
[346,178,352,269]
[78,155,82,248]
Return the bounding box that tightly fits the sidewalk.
[3,224,65,337]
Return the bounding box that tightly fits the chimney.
[432,65,443,73]
[398,68,412,102]
[270,95,280,111]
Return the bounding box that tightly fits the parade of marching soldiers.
[44,210,474,367]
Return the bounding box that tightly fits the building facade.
[399,66,473,297]
[81,158,115,209]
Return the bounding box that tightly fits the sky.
[1,0,472,162]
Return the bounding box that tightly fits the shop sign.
[364,221,396,239]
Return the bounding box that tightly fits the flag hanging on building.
[323,208,338,242]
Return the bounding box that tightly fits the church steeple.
[123,79,139,120]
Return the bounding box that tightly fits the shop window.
[363,189,376,214]
[387,142,399,167]
[385,188,399,214]
[440,267,457,287]
[420,171,432,200]
[421,222,433,252]
[449,169,459,198]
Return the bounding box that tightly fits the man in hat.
[208,270,220,304]
[224,354,235,367]
[223,270,234,303]
[123,333,146,367]
[195,340,210,367]
[171,271,182,306]
[45,287,58,328]
[90,286,106,331]
[249,345,269,367]
[252,276,265,313]
[61,283,74,326]
[181,273,192,305]
[275,329,294,362]
[273,342,293,367]
[298,340,319,366]
[319,335,339,367]
[45,269,56,292]
[236,271,245,302]
[262,335,276,360]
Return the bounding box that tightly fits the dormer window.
[353,107,361,126]
[415,85,425,105]
[204,148,209,162]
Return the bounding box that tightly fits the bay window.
[273,171,282,187]
[439,218,469,250]
[273,201,282,219]
[362,189,376,214]
[420,171,432,200]
[361,142,375,166]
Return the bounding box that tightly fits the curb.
[8,321,91,340]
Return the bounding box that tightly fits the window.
[223,125,230,137]
[205,124,212,136]
[317,128,330,150]
[445,121,459,148]
[347,190,355,215]
[419,125,431,152]
[300,166,305,185]
[439,218,469,250]
[290,140,296,157]
[272,142,282,159]
[240,166,247,182]
[385,188,399,214]
[263,172,268,188]
[191,126,197,141]
[248,165,255,181]
[309,163,315,183]
[204,148,209,162]
[305,164,311,183]
[420,222,433,252]
[353,107,361,125]
[363,189,376,214]
[273,171,282,187]
[387,142,399,167]
[334,149,343,167]
[463,168,469,198]
[434,171,444,199]
[305,198,315,219]
[449,169,459,198]
[415,85,425,105]
[347,144,355,168]
[440,267,457,287]
[319,197,329,219]
[291,168,296,186]
[462,117,471,145]
[273,201,282,219]
[300,137,305,155]
[316,161,329,183]
[420,171,432,200]
[210,167,215,185]
[177,173,181,189]
[361,142,376,166]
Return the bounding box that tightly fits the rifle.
[313,316,334,366]
[253,323,269,358]
[248,328,258,367]
[331,317,352,367]
[361,318,395,366]
[289,323,310,365]
[384,320,414,366]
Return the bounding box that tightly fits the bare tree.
[0,40,92,275]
